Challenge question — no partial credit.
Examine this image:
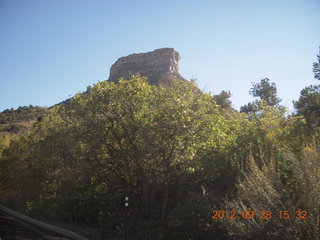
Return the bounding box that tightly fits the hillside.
[0,105,48,134]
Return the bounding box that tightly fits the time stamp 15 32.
[212,210,308,220]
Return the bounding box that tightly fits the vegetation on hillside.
[0,105,48,124]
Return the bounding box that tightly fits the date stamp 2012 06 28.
[211,210,307,220]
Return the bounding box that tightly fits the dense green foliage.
[213,90,232,109]
[240,78,282,114]
[249,78,281,106]
[0,105,48,124]
[313,47,320,81]
[0,68,319,239]
[294,84,320,128]
[293,49,320,129]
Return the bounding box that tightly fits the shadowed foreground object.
[0,205,88,240]
[108,48,186,86]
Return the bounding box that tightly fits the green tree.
[240,78,282,114]
[313,47,320,80]
[294,84,320,128]
[239,100,260,114]
[0,75,239,239]
[213,90,232,109]
[249,78,281,106]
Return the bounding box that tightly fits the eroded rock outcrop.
[108,48,186,85]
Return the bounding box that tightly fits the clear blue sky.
[1,0,319,112]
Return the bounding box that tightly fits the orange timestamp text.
[212,210,307,220]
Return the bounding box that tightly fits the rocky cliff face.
[108,48,186,85]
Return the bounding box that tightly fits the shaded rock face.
[108,48,186,85]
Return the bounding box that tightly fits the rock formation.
[108,48,186,86]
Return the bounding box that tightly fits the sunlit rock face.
[108,48,186,86]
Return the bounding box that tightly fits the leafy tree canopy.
[213,90,232,109]
[294,84,320,128]
[249,78,281,106]
[240,78,282,114]
[313,47,320,80]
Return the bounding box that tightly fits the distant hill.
[0,105,48,134]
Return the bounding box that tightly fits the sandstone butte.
[107,48,186,86]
